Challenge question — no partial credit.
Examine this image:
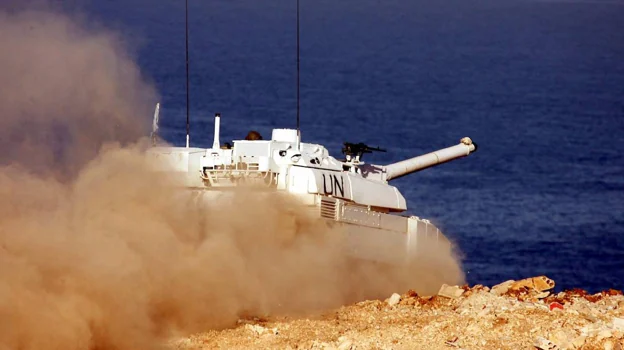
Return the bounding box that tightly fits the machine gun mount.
[342,142,386,165]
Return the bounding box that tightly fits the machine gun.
[342,142,386,164]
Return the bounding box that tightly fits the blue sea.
[84,0,623,293]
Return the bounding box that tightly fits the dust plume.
[0,8,154,180]
[0,8,465,350]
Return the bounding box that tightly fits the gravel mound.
[170,276,624,350]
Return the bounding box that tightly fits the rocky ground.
[171,277,624,350]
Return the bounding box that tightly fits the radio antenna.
[185,0,191,148]
[296,0,301,149]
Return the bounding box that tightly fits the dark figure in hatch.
[245,131,263,140]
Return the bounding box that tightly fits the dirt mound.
[171,277,624,350]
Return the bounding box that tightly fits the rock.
[245,324,269,336]
[534,336,558,350]
[313,341,334,349]
[337,339,353,350]
[604,340,614,350]
[581,324,602,338]
[511,276,555,292]
[477,308,490,317]
[598,329,613,341]
[571,336,586,349]
[549,330,573,349]
[445,336,459,347]
[491,280,515,295]
[387,293,401,307]
[438,284,465,299]
[533,276,556,291]
[536,291,551,299]
[244,324,278,336]
[573,303,599,321]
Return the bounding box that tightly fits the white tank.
[146,112,478,265]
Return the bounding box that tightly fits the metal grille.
[320,197,337,220]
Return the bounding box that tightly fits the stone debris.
[445,335,459,347]
[386,292,401,307]
[490,280,514,295]
[244,324,279,336]
[534,336,558,350]
[336,337,353,350]
[437,284,465,299]
[548,329,575,349]
[510,275,556,292]
[171,276,624,350]
[604,340,623,350]
[536,291,551,299]
[571,335,587,349]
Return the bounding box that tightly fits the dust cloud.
[0,8,465,350]
[0,7,154,180]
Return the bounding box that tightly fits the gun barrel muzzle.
[384,138,477,181]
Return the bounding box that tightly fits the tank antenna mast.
[295,0,301,150]
[185,0,191,148]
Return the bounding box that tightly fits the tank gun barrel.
[384,137,477,181]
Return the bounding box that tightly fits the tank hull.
[175,187,452,266]
[314,196,451,265]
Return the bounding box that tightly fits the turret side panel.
[346,173,407,210]
[287,167,406,210]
